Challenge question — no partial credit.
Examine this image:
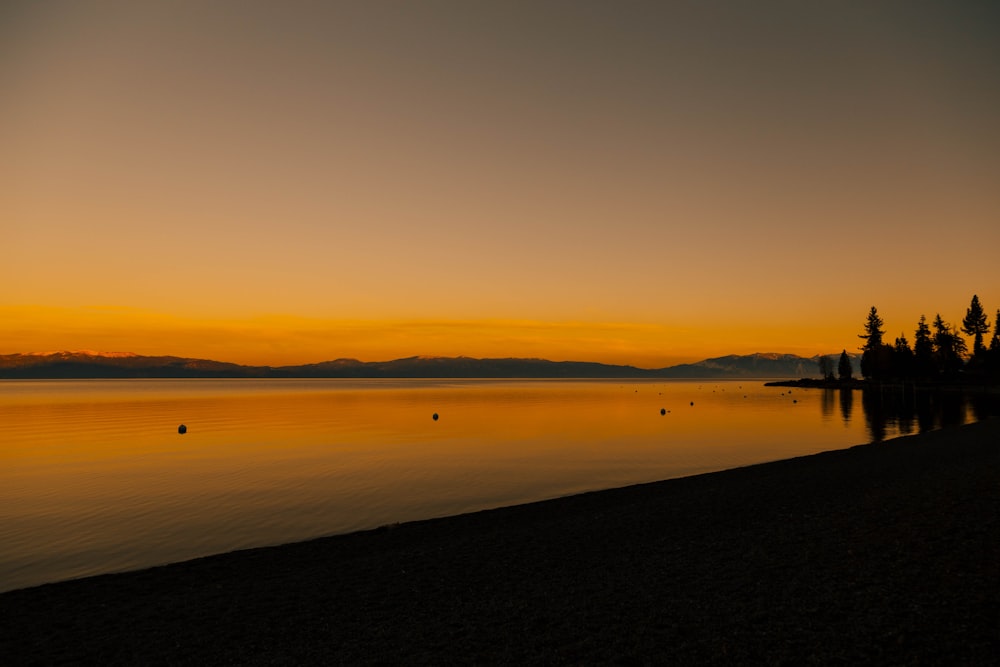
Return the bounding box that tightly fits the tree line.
[850,294,1000,383]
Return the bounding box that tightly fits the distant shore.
[3,419,998,664]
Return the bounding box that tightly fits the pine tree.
[892,334,914,380]
[932,314,965,377]
[989,309,1000,380]
[838,349,853,381]
[991,309,1000,353]
[961,294,990,359]
[858,306,885,349]
[913,315,934,379]
[859,306,888,380]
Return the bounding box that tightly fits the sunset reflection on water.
[0,378,979,592]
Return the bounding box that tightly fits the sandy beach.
[2,418,998,665]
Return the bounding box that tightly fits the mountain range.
[0,351,861,379]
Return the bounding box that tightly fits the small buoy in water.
[793,399,798,403]
[432,413,439,421]
[178,424,187,434]
[660,408,666,415]
[690,401,694,406]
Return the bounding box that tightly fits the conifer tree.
[913,315,934,379]
[989,309,1000,379]
[991,309,1000,354]
[892,334,914,380]
[932,314,965,377]
[961,294,990,359]
[859,306,888,380]
[838,349,852,381]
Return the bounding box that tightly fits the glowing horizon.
[2,301,993,370]
[3,3,998,364]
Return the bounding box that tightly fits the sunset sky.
[3,1,998,367]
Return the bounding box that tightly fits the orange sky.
[2,2,998,367]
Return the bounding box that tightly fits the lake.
[0,378,991,592]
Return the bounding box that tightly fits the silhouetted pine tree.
[859,306,890,380]
[991,310,1000,354]
[913,315,935,380]
[989,309,1000,379]
[838,349,853,381]
[961,294,990,361]
[932,314,966,378]
[892,335,914,380]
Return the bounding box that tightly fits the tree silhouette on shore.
[932,314,966,378]
[855,296,998,383]
[962,294,990,362]
[989,309,1000,377]
[838,350,853,382]
[859,307,890,381]
[913,316,934,380]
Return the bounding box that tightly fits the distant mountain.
[0,351,859,379]
[658,352,861,379]
[0,351,271,378]
[282,356,654,378]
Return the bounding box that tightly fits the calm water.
[0,378,990,592]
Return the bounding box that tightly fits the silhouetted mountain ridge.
[0,351,860,379]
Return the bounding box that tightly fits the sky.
[2,1,998,367]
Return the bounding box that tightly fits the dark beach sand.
[3,420,998,665]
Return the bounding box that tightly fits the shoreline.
[3,419,998,664]
[766,377,1000,392]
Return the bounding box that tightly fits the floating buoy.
[660,408,666,415]
[690,401,694,406]
[178,424,187,434]
[432,413,439,421]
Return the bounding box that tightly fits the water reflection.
[839,388,853,424]
[2,378,997,593]
[820,388,834,420]
[857,385,1000,442]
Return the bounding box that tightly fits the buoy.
[178,424,187,434]
[660,408,666,415]
[690,401,694,406]
[432,413,439,421]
